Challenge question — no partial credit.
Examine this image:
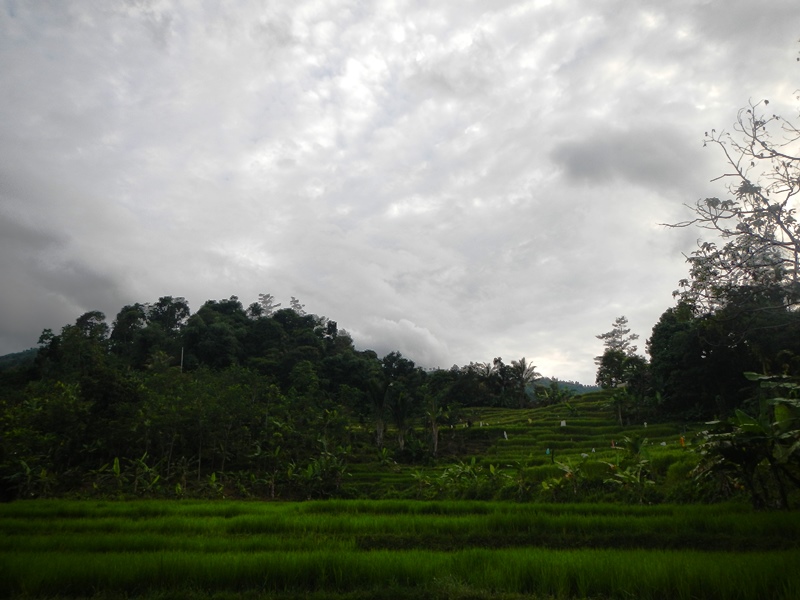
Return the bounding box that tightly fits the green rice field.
[2,499,799,600]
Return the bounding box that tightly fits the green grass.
[2,499,799,599]
[5,547,798,599]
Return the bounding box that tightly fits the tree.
[367,378,389,449]
[595,350,648,390]
[387,384,414,451]
[669,95,800,314]
[422,380,446,457]
[250,293,282,318]
[75,311,110,341]
[595,316,648,393]
[368,352,420,450]
[36,311,110,378]
[654,77,800,416]
[488,357,513,406]
[147,297,190,333]
[509,358,540,408]
[183,297,249,370]
[289,296,306,316]
[596,316,639,360]
[595,349,628,390]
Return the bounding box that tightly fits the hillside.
[0,347,36,371]
[345,390,702,502]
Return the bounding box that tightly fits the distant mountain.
[0,348,37,372]
[538,377,600,394]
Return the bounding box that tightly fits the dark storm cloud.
[550,126,703,193]
[0,208,127,351]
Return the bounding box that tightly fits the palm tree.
[510,358,541,408]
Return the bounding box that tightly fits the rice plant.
[2,500,799,599]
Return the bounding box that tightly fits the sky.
[0,1,798,384]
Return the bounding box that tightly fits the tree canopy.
[0,292,548,501]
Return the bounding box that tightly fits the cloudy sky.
[1,1,797,383]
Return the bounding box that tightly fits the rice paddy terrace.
[346,391,700,500]
[2,499,798,600]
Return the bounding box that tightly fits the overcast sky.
[1,1,797,383]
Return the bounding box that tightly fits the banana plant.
[693,373,800,509]
[604,458,654,504]
[127,452,162,496]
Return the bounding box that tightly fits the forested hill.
[537,377,599,395]
[0,293,583,500]
[0,294,584,395]
[0,347,36,371]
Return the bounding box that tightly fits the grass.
[2,499,799,599]
[5,547,798,599]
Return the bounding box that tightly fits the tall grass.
[3,499,796,541]
[3,548,798,599]
[3,500,798,599]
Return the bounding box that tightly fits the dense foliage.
[0,294,560,501]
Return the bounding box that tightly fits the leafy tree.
[652,88,800,451]
[668,86,800,324]
[486,357,515,406]
[596,316,639,358]
[445,363,491,407]
[248,293,282,318]
[34,311,110,379]
[366,377,389,450]
[147,296,190,333]
[594,317,649,396]
[595,349,628,390]
[108,298,189,370]
[595,350,649,391]
[363,352,420,450]
[183,297,249,369]
[387,384,415,451]
[110,304,153,368]
[648,308,753,418]
[423,380,445,457]
[458,361,499,406]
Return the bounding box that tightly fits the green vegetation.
[2,500,799,600]
[0,379,721,504]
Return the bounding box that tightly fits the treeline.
[592,298,800,426]
[0,294,555,500]
[648,298,800,416]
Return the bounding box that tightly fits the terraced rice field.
[346,391,701,498]
[2,499,798,599]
